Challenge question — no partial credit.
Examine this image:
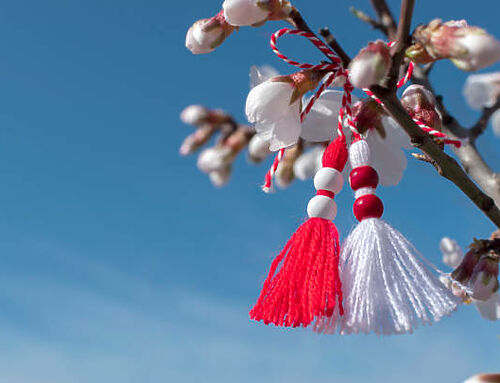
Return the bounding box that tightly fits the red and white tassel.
[314,139,459,335]
[250,135,348,327]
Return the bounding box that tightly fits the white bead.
[354,187,375,199]
[314,167,344,193]
[349,140,371,168]
[307,195,337,220]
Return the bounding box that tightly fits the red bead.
[353,194,384,221]
[349,166,379,190]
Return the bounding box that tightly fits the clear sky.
[0,0,498,382]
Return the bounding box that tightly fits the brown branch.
[288,8,350,67]
[385,0,415,88]
[350,7,388,35]
[319,27,351,67]
[470,96,500,141]
[412,65,500,207]
[370,0,398,39]
[372,86,500,228]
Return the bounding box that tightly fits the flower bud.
[409,19,500,71]
[352,98,387,138]
[186,11,235,55]
[492,110,500,139]
[463,72,500,110]
[180,105,211,126]
[293,146,324,181]
[440,237,463,269]
[348,40,390,89]
[275,143,303,188]
[223,0,291,26]
[451,247,483,285]
[400,85,442,132]
[197,146,232,173]
[468,256,499,301]
[180,125,216,156]
[209,165,231,187]
[247,134,271,163]
[246,70,325,151]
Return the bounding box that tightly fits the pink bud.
[223,0,292,26]
[179,125,216,156]
[400,85,442,131]
[186,11,235,55]
[348,40,390,89]
[410,19,500,71]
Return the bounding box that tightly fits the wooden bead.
[353,194,384,221]
[349,166,379,190]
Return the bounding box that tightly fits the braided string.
[362,57,461,148]
[262,28,348,192]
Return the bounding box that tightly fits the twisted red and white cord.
[362,55,461,148]
[263,28,350,192]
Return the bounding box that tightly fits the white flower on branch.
[409,19,500,72]
[245,70,325,151]
[186,11,235,54]
[492,110,500,138]
[293,146,324,181]
[463,72,500,110]
[348,40,391,89]
[248,134,271,163]
[223,0,292,26]
[180,105,210,125]
[439,237,500,321]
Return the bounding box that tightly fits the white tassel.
[315,140,459,335]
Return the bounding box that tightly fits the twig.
[350,7,387,35]
[319,27,351,67]
[288,8,349,66]
[385,0,415,88]
[370,0,398,39]
[470,96,500,141]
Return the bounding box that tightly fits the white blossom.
[300,90,346,142]
[293,146,324,181]
[348,40,390,89]
[180,105,210,125]
[209,166,231,187]
[223,0,269,26]
[197,146,232,173]
[463,72,500,110]
[492,109,500,138]
[249,65,279,89]
[364,117,409,187]
[248,134,271,162]
[440,237,463,268]
[245,79,301,151]
[439,237,500,321]
[452,31,500,72]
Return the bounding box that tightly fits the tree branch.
[412,65,500,208]
[470,96,500,141]
[385,0,415,88]
[370,0,398,39]
[288,8,350,67]
[372,87,500,228]
[350,7,388,35]
[319,27,351,66]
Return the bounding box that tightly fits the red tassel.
[250,136,348,327]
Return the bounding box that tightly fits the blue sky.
[0,0,498,382]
